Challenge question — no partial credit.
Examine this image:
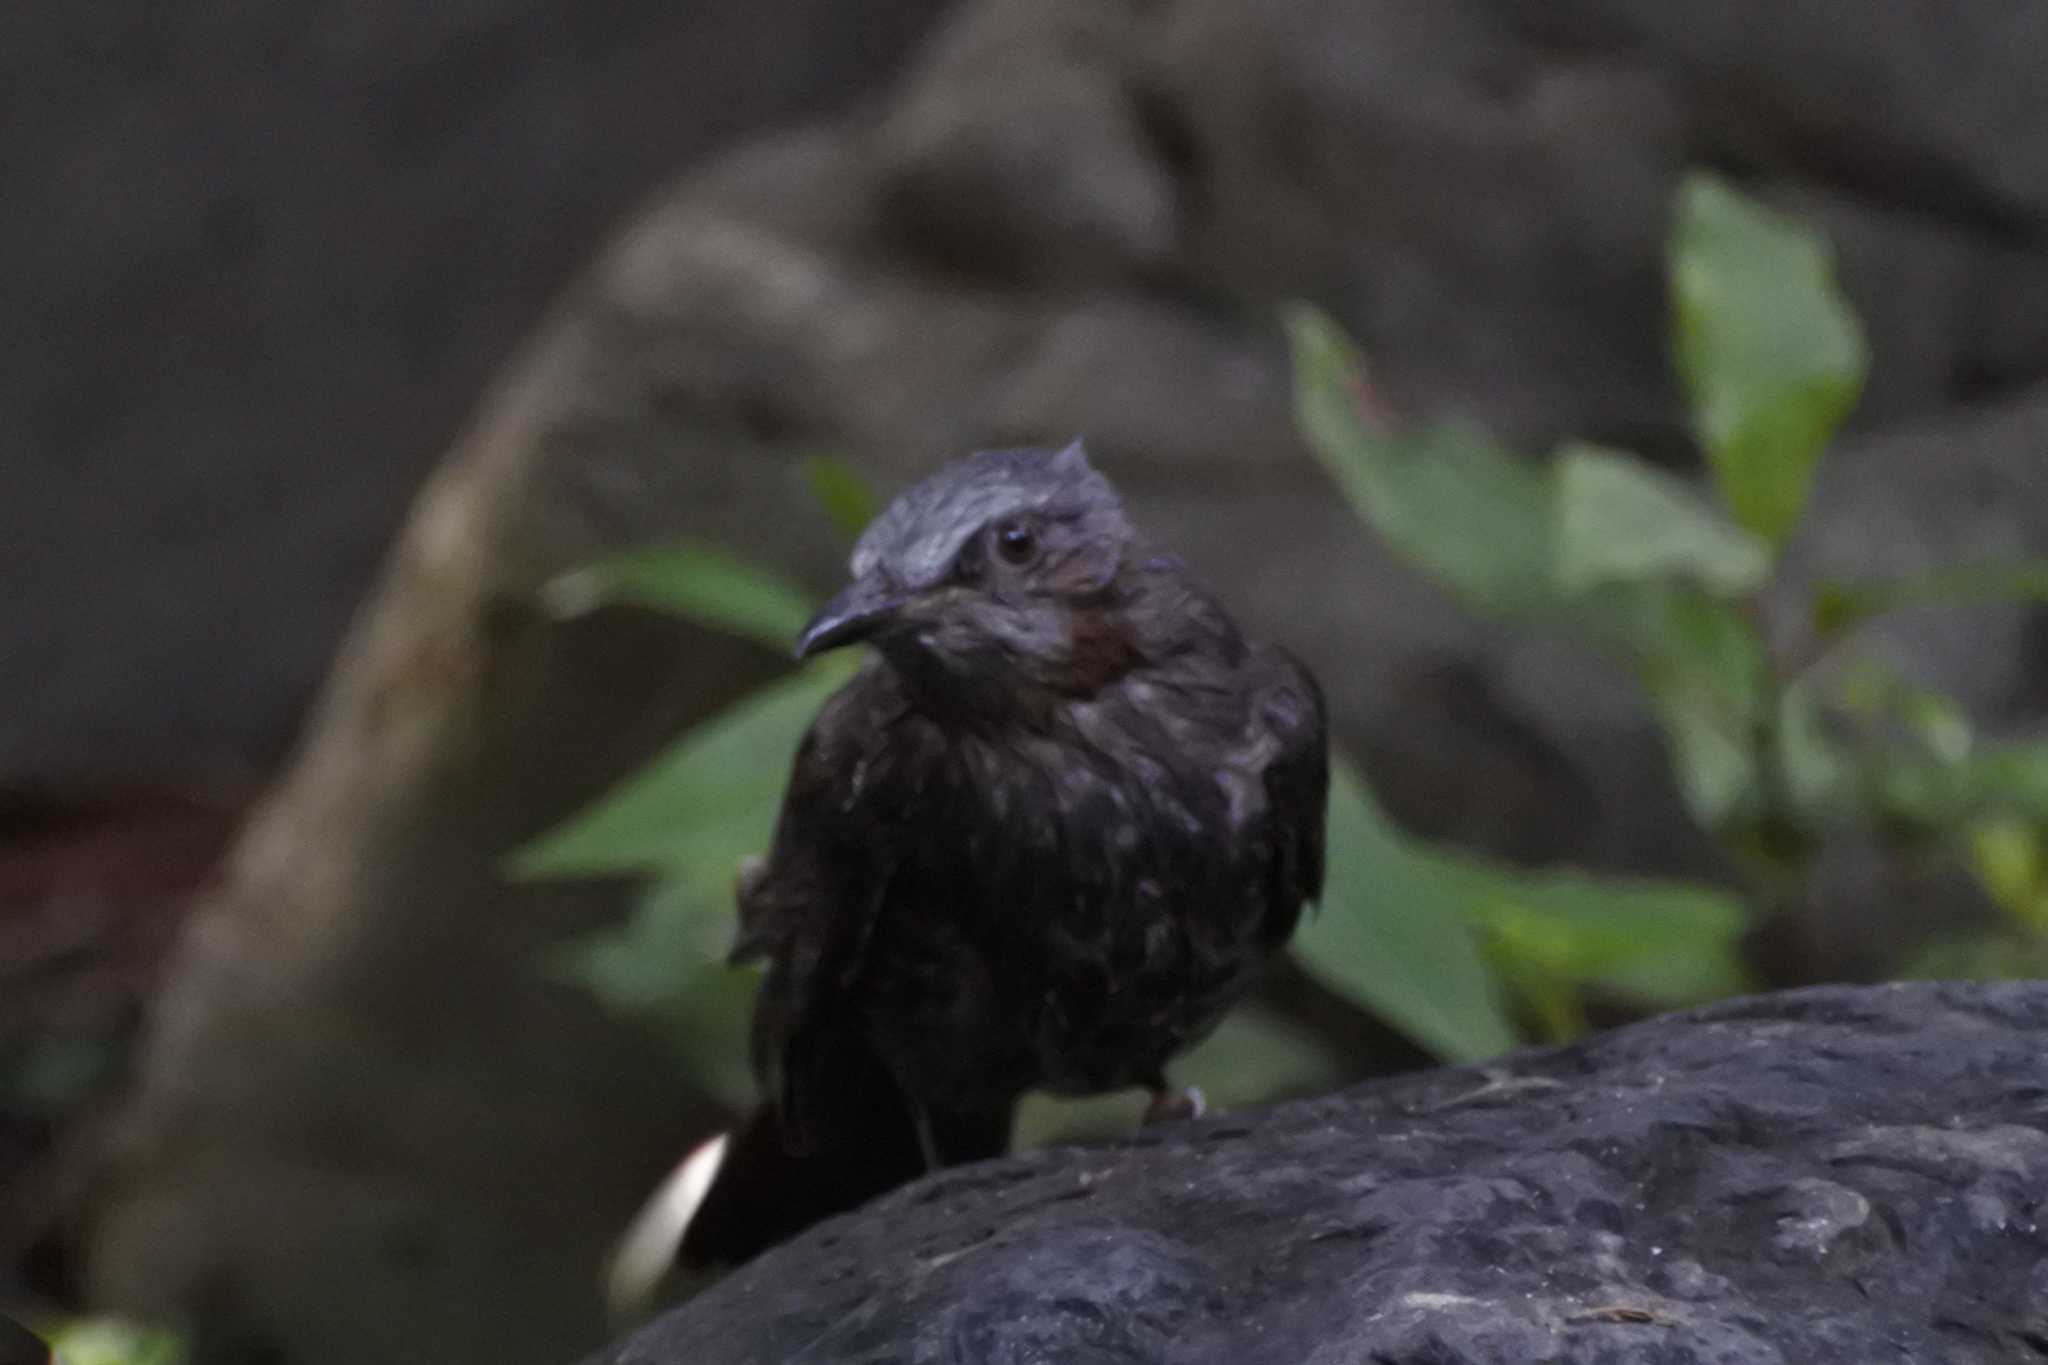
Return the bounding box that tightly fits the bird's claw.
[1143,1085,1206,1126]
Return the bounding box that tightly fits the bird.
[670,440,1328,1271]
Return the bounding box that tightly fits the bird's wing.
[731,668,904,1151]
[1251,648,1329,944]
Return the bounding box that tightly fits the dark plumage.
[680,442,1327,1267]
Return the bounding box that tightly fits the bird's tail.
[679,1098,927,1269]
[606,1047,1024,1310]
[605,1088,929,1312]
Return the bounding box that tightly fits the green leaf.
[547,882,760,1110]
[1820,662,2048,834]
[1486,951,1587,1044]
[40,1320,186,1365]
[1967,818,2048,936]
[538,542,815,654]
[509,657,855,878]
[1898,929,2048,983]
[1874,736,2048,835]
[1168,1002,1350,1109]
[1297,758,1752,1056]
[1902,688,1974,766]
[516,649,851,1109]
[1011,1003,1349,1150]
[1631,590,1772,829]
[1774,676,1856,827]
[1551,443,1770,597]
[1290,760,1521,1063]
[1650,688,1758,830]
[1450,867,1754,1010]
[545,879,731,1009]
[1962,742,2048,826]
[1010,1089,1148,1150]
[1849,679,2048,834]
[1286,304,1555,616]
[1814,560,2048,639]
[801,455,882,543]
[1670,173,1867,545]
[636,963,761,1112]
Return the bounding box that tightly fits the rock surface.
[593,981,2048,1365]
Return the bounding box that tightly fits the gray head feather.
[851,441,1129,588]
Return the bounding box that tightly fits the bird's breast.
[861,724,1271,1093]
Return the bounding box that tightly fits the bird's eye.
[995,519,1037,565]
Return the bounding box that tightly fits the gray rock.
[590,981,2048,1365]
[1523,2,2048,225]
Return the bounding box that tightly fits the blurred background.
[5,2,2048,1363]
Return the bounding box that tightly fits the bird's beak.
[796,577,907,658]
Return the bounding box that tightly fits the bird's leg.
[911,1097,1015,1171]
[1142,1084,1207,1126]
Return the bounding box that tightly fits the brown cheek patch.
[1057,609,1144,696]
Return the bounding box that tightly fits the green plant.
[1288,171,2048,998]
[515,173,2048,1126]
[37,1318,186,1365]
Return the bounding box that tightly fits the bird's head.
[798,442,1145,708]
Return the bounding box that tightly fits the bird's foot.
[1143,1085,1207,1126]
